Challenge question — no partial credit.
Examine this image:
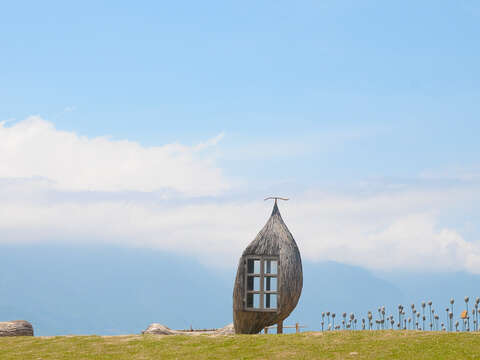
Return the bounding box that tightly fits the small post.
[295,322,299,333]
[277,321,283,334]
[264,327,268,334]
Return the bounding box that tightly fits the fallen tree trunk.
[142,323,235,336]
[142,323,175,335]
[0,320,34,337]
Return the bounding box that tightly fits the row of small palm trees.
[320,296,480,332]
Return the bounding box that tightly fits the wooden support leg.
[277,321,283,334]
[264,327,268,334]
[296,322,299,333]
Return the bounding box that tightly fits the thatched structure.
[0,320,34,337]
[233,199,303,334]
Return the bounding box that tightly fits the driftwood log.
[215,323,235,335]
[142,323,175,335]
[142,323,235,336]
[0,321,34,337]
[233,200,303,334]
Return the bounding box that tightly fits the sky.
[1,1,480,278]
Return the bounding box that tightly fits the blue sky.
[1,1,480,273]
[2,1,479,187]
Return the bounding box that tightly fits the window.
[245,256,279,311]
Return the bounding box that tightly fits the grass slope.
[1,331,480,359]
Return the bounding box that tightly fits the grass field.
[1,331,480,359]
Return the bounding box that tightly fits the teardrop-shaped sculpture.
[233,201,303,334]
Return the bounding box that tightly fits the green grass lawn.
[1,331,480,359]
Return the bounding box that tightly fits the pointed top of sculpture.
[271,200,280,216]
[264,196,289,216]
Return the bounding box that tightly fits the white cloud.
[287,188,480,273]
[1,116,479,274]
[194,132,225,151]
[1,177,480,273]
[0,116,228,196]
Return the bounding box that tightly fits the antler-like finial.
[264,196,289,204]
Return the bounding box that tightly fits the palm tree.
[431,308,435,330]
[475,298,479,331]
[398,305,404,327]
[478,308,480,332]
[421,302,426,330]
[445,308,450,331]
[465,296,470,331]
[450,298,455,320]
[410,304,415,328]
[381,306,386,329]
[428,301,433,329]
[473,308,476,326]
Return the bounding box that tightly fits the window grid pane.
[245,257,279,310]
[247,293,261,309]
[247,259,261,274]
[264,293,277,309]
[264,260,278,274]
[264,276,277,292]
[247,276,261,291]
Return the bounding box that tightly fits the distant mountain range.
[1,244,478,335]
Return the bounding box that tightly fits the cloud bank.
[1,117,480,274]
[0,116,228,195]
